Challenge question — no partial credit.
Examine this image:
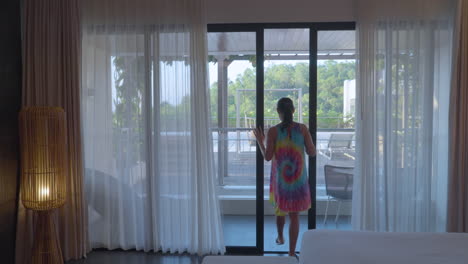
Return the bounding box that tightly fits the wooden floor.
[66,251,203,264]
[66,251,296,264]
[224,215,351,251]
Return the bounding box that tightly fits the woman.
[253,97,316,256]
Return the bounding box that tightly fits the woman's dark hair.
[277,97,295,130]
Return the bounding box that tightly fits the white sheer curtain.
[353,0,455,232]
[81,0,224,254]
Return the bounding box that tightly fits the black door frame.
[208,22,356,255]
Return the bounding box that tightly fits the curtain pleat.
[447,0,468,232]
[81,0,225,254]
[353,0,455,232]
[16,0,89,263]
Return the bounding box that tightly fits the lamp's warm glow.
[39,187,50,200]
[19,107,67,211]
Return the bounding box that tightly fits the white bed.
[300,230,468,264]
[202,256,297,264]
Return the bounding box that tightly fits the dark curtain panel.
[448,0,468,232]
[0,0,22,263]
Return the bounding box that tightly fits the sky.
[208,59,353,87]
[208,60,309,87]
[110,58,354,108]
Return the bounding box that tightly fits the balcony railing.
[211,116,355,130]
[212,128,355,191]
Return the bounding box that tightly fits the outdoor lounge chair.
[323,165,353,224]
[322,133,354,160]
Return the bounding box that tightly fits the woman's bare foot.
[288,252,299,260]
[275,237,285,245]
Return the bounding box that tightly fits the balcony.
[213,128,355,250]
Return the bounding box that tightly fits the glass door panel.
[316,30,356,230]
[263,28,310,252]
[208,32,257,247]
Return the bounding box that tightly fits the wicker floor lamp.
[19,107,67,264]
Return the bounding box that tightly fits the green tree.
[209,60,356,129]
[113,56,145,167]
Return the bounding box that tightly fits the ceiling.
[208,29,356,59]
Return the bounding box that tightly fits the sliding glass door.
[208,23,355,254]
[207,29,262,253]
[263,28,310,252]
[316,30,356,231]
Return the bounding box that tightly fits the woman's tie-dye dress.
[270,123,311,215]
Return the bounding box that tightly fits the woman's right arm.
[253,126,276,161]
[301,124,316,156]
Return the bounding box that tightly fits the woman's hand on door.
[253,127,267,159]
[253,127,265,146]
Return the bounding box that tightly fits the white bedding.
[300,230,468,264]
[202,256,297,264]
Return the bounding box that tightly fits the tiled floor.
[223,215,351,252]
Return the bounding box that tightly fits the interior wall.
[0,0,22,263]
[0,3,355,262]
[206,0,356,24]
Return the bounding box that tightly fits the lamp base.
[31,210,63,264]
